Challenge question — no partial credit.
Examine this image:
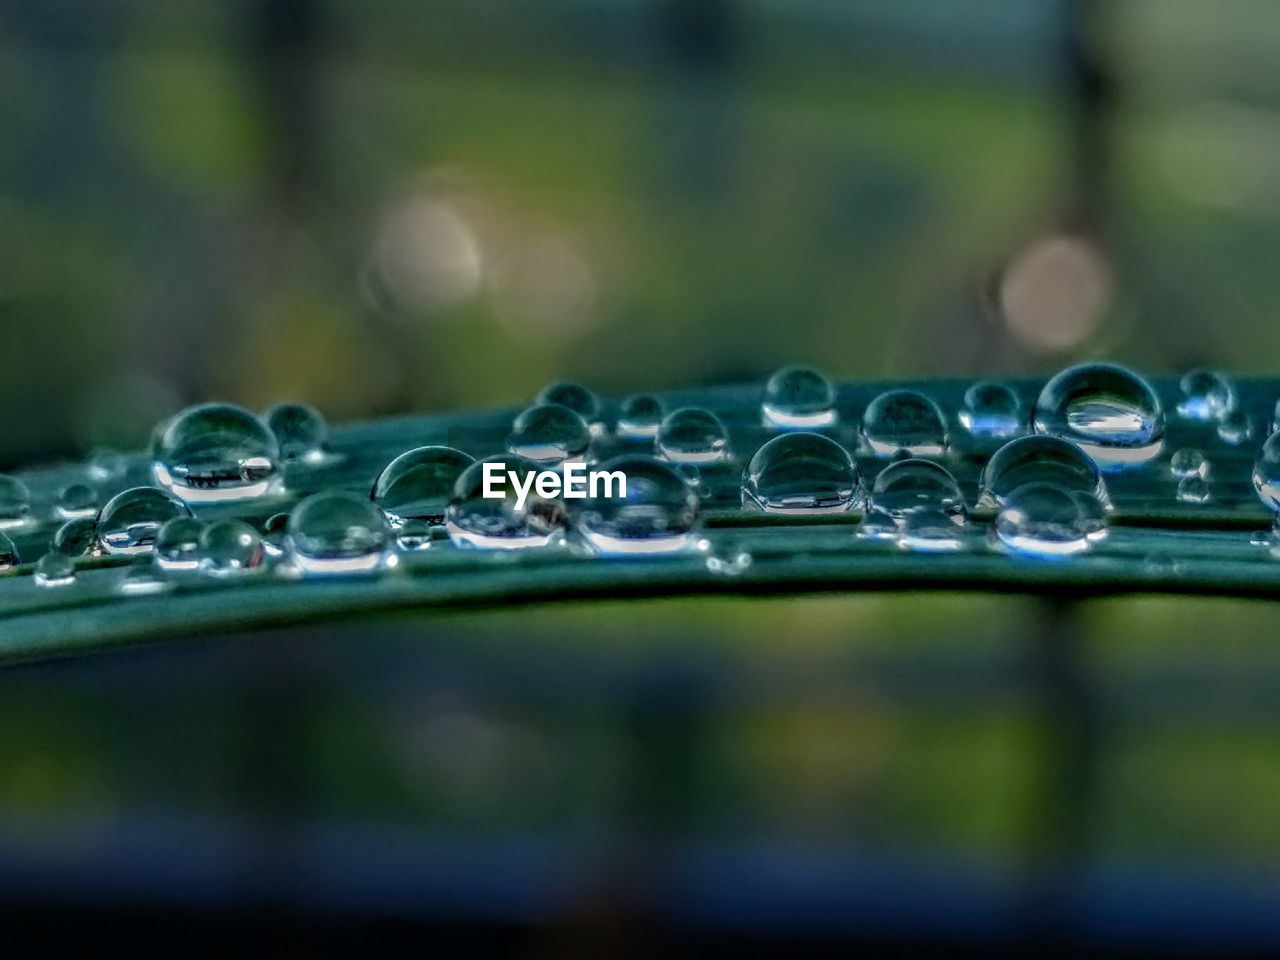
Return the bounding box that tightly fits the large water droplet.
[96,487,192,556]
[536,381,600,425]
[53,518,98,557]
[741,433,862,514]
[445,456,565,550]
[1252,431,1280,511]
[372,445,475,526]
[657,408,731,464]
[1170,448,1207,479]
[0,533,19,571]
[1177,370,1234,421]
[507,404,590,465]
[265,402,329,463]
[762,365,836,429]
[1032,362,1164,468]
[959,382,1022,439]
[153,403,281,503]
[995,482,1093,559]
[56,483,97,520]
[287,491,389,574]
[0,475,31,529]
[979,435,1108,509]
[573,455,699,556]
[199,520,264,577]
[616,394,663,439]
[154,517,205,572]
[34,551,75,588]
[862,390,947,457]
[868,459,965,521]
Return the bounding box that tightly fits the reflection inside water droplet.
[152,403,281,503]
[373,445,475,527]
[657,408,731,464]
[288,491,389,574]
[861,390,947,457]
[995,482,1093,559]
[507,404,591,465]
[574,456,699,556]
[96,487,192,556]
[1033,362,1164,469]
[741,433,862,514]
[762,365,836,429]
[446,456,564,551]
[980,435,1108,509]
[960,381,1022,438]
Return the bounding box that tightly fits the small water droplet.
[616,394,663,439]
[507,404,591,465]
[154,517,205,572]
[1176,476,1210,504]
[53,518,98,557]
[994,482,1093,559]
[56,483,97,520]
[287,491,389,574]
[1033,362,1164,469]
[152,403,281,503]
[96,487,192,556]
[395,518,437,551]
[573,455,699,556]
[979,435,1108,509]
[372,445,475,526]
[762,365,836,429]
[960,381,1022,438]
[199,520,264,576]
[862,389,947,457]
[1253,431,1280,511]
[657,407,731,464]
[1169,447,1207,479]
[1217,410,1252,446]
[857,505,900,541]
[868,459,965,521]
[88,447,127,482]
[897,508,966,553]
[0,475,32,529]
[741,433,862,514]
[536,381,601,425]
[1177,369,1234,421]
[33,551,76,587]
[0,533,19,571]
[119,565,171,596]
[265,402,329,463]
[445,456,565,550]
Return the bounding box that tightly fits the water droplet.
[287,491,389,574]
[1170,448,1207,479]
[506,404,590,465]
[616,394,663,439]
[868,459,965,521]
[1032,362,1163,468]
[762,365,836,429]
[372,445,475,526]
[1253,431,1280,511]
[0,475,31,529]
[861,389,947,457]
[1217,410,1252,446]
[199,520,264,577]
[536,381,600,424]
[1177,476,1210,504]
[265,402,328,463]
[960,381,1022,438]
[445,456,565,550]
[56,483,97,520]
[154,517,205,572]
[979,435,1108,509]
[741,433,862,514]
[119,565,171,596]
[152,403,281,503]
[657,407,731,464]
[897,509,966,553]
[0,533,19,571]
[573,455,699,556]
[33,551,75,587]
[857,505,899,541]
[1177,370,1234,421]
[53,518,98,557]
[96,487,192,556]
[995,482,1093,559]
[395,518,437,551]
[1073,492,1110,542]
[87,447,127,483]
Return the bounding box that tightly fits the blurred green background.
[5,0,1280,950]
